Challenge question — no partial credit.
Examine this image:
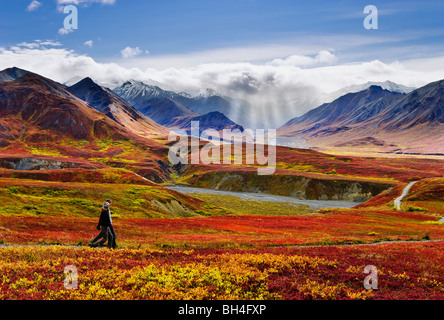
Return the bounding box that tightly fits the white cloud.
[118,33,406,71]
[16,40,62,49]
[58,28,75,36]
[268,50,338,68]
[26,0,42,12]
[39,40,63,47]
[56,0,115,12]
[57,0,116,5]
[84,40,94,48]
[16,42,41,49]
[1,43,444,128]
[120,46,144,59]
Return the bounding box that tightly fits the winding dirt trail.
[394,181,418,210]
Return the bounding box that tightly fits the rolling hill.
[0,68,228,216]
[167,111,244,134]
[0,72,131,143]
[0,68,174,182]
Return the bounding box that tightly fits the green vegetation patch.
[0,180,221,218]
[187,193,313,216]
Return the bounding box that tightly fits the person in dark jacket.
[89,202,114,248]
[105,199,117,249]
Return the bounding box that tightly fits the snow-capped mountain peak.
[324,80,416,103]
[117,79,167,99]
[197,88,220,98]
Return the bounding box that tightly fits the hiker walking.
[89,201,114,248]
[105,199,118,249]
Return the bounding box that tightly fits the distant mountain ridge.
[69,74,419,131]
[168,111,244,134]
[0,72,131,143]
[279,83,444,154]
[67,77,166,137]
[113,79,246,133]
[324,80,416,103]
[113,79,197,126]
[1,66,442,155]
[367,79,444,131]
[284,86,405,129]
[0,69,246,141]
[168,88,254,128]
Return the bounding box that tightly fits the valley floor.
[0,195,443,300]
[0,208,443,248]
[0,151,442,300]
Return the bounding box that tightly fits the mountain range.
[113,79,198,127]
[0,71,133,144]
[67,77,166,137]
[279,82,444,154]
[113,79,252,129]
[323,80,416,103]
[0,68,246,143]
[0,66,443,155]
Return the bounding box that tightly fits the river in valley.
[166,185,362,210]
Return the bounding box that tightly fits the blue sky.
[2,0,444,62]
[1,0,444,127]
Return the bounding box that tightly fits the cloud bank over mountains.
[1,40,444,128]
